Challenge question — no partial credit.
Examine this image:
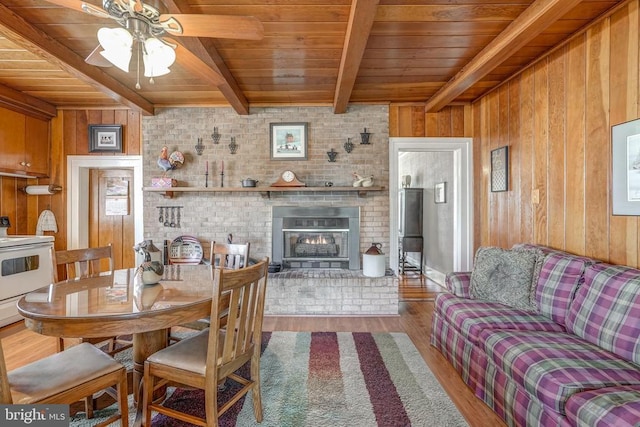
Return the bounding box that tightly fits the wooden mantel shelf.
[143,186,385,199]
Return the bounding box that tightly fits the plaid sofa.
[431,244,640,426]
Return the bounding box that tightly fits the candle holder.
[360,127,372,145]
[343,138,354,153]
[327,148,338,162]
[220,171,225,188]
[205,171,209,187]
[229,137,238,154]
[211,127,221,144]
[195,137,205,155]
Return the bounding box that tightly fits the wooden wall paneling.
[49,113,66,252]
[0,178,18,232]
[565,35,587,255]
[519,67,535,245]
[388,105,399,137]
[388,105,426,137]
[547,48,567,250]
[127,110,141,155]
[437,107,452,136]
[451,106,465,137]
[464,104,473,138]
[478,95,491,247]
[425,112,439,136]
[77,111,90,155]
[584,20,611,262]
[609,2,639,267]
[497,85,510,248]
[533,59,549,246]
[472,101,482,254]
[488,92,500,246]
[507,78,522,247]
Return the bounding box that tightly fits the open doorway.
[389,138,473,281]
[67,156,143,261]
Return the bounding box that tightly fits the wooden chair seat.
[143,258,269,426]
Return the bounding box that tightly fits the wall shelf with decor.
[142,186,385,199]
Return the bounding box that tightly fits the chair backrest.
[210,241,250,269]
[206,257,269,379]
[53,244,114,282]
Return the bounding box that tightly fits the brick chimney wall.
[142,105,390,266]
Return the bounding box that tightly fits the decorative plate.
[169,151,184,168]
[169,236,203,264]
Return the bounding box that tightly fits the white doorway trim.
[67,155,144,250]
[389,137,473,274]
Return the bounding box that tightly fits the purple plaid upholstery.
[565,385,640,427]
[435,293,565,346]
[445,271,472,298]
[480,358,573,427]
[566,263,640,365]
[513,243,598,327]
[430,312,487,390]
[480,329,640,416]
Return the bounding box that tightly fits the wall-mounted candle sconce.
[344,138,354,153]
[211,127,221,144]
[360,128,371,144]
[195,137,205,155]
[327,148,337,162]
[229,136,238,154]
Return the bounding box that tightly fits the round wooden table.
[17,265,218,408]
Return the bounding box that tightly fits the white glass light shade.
[143,37,176,77]
[97,27,133,72]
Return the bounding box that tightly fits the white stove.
[0,235,55,326]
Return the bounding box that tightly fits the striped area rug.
[150,331,468,427]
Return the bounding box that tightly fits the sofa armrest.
[445,272,473,298]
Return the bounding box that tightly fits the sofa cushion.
[566,263,640,365]
[480,329,640,416]
[513,243,598,327]
[565,385,640,427]
[435,293,565,346]
[445,271,472,298]
[470,247,542,312]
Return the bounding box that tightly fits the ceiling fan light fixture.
[97,27,133,72]
[142,37,176,77]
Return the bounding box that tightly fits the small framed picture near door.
[89,124,123,153]
[491,146,509,192]
[612,118,640,215]
[434,182,446,203]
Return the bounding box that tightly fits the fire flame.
[302,235,328,244]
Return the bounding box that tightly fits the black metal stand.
[205,172,209,188]
[220,172,224,188]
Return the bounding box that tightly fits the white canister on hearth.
[363,243,385,277]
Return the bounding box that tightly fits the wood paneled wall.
[473,0,640,267]
[0,109,141,253]
[389,105,471,138]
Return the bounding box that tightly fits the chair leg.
[117,371,129,427]
[84,395,94,419]
[251,353,263,422]
[57,337,65,352]
[205,374,219,427]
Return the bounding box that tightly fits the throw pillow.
[470,247,540,312]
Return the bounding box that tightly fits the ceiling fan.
[43,0,264,87]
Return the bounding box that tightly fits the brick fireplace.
[272,206,360,270]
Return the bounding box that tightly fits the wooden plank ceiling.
[0,0,624,116]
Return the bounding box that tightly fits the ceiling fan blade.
[42,0,113,19]
[158,14,264,40]
[84,45,113,67]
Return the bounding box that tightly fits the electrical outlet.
[532,189,540,204]
[0,216,9,228]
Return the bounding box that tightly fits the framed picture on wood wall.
[89,124,123,153]
[612,118,640,215]
[490,146,509,192]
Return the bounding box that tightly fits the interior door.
[89,168,136,270]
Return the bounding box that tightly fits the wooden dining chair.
[143,258,269,427]
[52,244,133,355]
[210,241,250,269]
[0,340,129,427]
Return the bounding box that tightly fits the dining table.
[16,264,222,423]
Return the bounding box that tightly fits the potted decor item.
[363,243,385,277]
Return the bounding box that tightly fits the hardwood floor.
[0,274,505,427]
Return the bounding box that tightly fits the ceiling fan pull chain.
[135,41,141,90]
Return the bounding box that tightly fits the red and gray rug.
[72,331,468,426]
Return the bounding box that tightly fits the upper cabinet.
[0,107,49,178]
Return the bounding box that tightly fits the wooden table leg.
[132,329,168,404]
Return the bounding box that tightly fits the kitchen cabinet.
[0,108,49,177]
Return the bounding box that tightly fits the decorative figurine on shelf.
[352,172,374,187]
[134,240,164,285]
[158,146,173,174]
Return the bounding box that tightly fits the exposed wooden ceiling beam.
[424,0,583,113]
[0,3,155,116]
[333,0,379,114]
[0,82,57,120]
[160,0,250,115]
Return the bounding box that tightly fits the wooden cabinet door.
[24,116,50,177]
[0,108,26,175]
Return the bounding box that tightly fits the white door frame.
[389,137,473,273]
[67,155,144,250]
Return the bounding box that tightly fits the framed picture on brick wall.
[270,122,308,160]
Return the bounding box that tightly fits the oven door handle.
[0,242,53,253]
